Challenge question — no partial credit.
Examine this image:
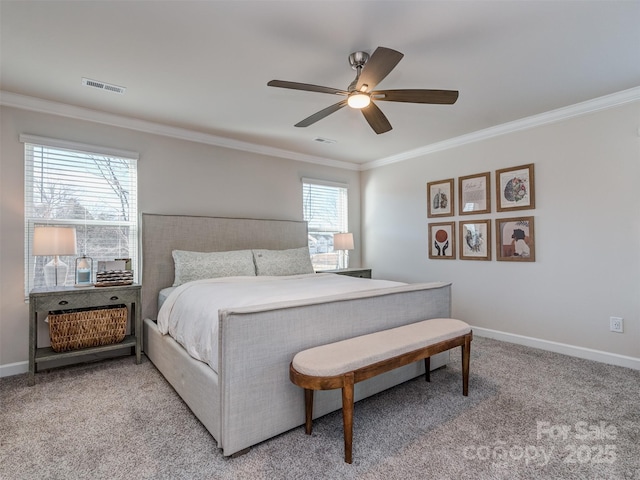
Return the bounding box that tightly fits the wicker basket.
[48,305,127,352]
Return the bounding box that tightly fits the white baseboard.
[2,328,638,377]
[0,361,28,378]
[473,327,640,371]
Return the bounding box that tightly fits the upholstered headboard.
[141,213,309,320]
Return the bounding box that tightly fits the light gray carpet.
[1,337,638,480]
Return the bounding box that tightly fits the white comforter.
[157,273,405,372]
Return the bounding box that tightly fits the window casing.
[23,135,138,295]
[302,178,348,270]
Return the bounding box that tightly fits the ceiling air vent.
[82,77,126,95]
[313,137,336,144]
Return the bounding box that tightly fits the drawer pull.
[58,300,68,306]
[110,296,119,301]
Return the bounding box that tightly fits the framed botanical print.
[428,222,456,259]
[459,219,491,261]
[427,178,454,218]
[496,163,535,212]
[459,172,491,215]
[496,216,535,262]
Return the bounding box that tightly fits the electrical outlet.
[609,317,624,333]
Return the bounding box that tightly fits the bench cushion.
[292,318,470,377]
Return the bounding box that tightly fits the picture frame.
[97,259,127,272]
[496,216,535,262]
[427,178,454,218]
[458,171,491,215]
[115,258,132,270]
[428,222,456,259]
[495,163,535,212]
[459,219,491,261]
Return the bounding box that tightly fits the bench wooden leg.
[291,328,472,464]
[304,389,314,434]
[462,333,471,396]
[424,357,431,382]
[341,372,355,464]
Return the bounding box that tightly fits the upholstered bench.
[289,318,472,464]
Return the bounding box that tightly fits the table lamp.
[333,232,354,269]
[33,226,77,287]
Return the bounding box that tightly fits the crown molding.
[361,86,640,171]
[3,87,638,173]
[0,91,359,171]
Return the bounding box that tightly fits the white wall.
[0,106,361,370]
[2,101,638,372]
[362,102,640,361]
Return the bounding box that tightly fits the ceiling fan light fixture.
[267,46,458,133]
[347,93,371,109]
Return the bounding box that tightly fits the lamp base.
[338,251,350,269]
[43,257,69,287]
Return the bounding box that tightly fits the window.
[23,135,138,295]
[302,178,348,270]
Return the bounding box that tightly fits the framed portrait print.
[496,164,535,212]
[459,172,491,215]
[428,222,456,259]
[496,216,535,262]
[427,178,454,218]
[458,219,491,261]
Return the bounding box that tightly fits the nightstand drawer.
[32,287,139,312]
[339,269,371,279]
[321,268,372,279]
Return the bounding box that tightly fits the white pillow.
[172,249,256,286]
[252,247,314,276]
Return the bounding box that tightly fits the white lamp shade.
[33,226,77,256]
[333,233,354,251]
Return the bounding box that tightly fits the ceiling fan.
[267,46,459,134]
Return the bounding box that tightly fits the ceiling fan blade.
[361,102,392,134]
[356,47,404,92]
[268,80,348,96]
[295,99,348,127]
[371,89,459,104]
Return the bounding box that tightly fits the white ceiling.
[1,1,639,168]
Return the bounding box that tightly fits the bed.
[141,213,452,456]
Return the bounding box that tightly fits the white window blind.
[23,135,138,295]
[302,178,348,270]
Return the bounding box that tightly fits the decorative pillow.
[172,249,256,286]
[252,247,314,276]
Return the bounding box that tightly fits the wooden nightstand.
[28,284,142,386]
[321,268,372,279]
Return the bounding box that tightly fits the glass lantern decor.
[75,255,94,286]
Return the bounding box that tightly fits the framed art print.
[496,163,535,212]
[459,219,491,261]
[459,172,491,215]
[428,222,456,259]
[496,216,535,262]
[427,178,454,218]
